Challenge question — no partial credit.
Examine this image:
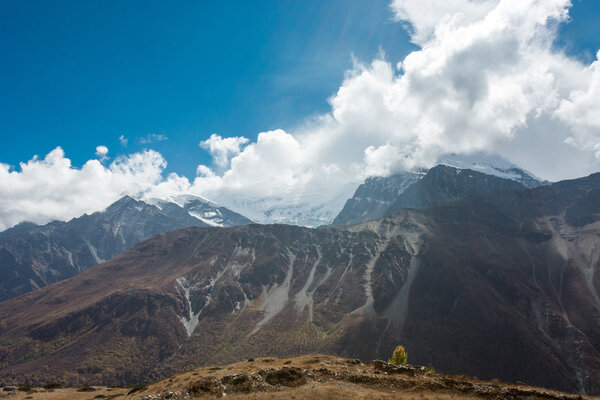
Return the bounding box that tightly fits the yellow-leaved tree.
[389,345,408,365]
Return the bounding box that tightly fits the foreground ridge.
[0,355,594,400]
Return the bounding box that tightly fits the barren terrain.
[0,355,595,400]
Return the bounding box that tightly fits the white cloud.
[2,0,600,229]
[95,145,109,161]
[390,0,498,46]
[139,133,168,144]
[199,134,249,168]
[184,0,600,220]
[196,165,215,177]
[0,147,168,231]
[119,135,128,146]
[556,50,600,157]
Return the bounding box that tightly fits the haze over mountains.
[0,154,541,303]
[0,154,549,303]
[1,159,600,394]
[218,153,549,228]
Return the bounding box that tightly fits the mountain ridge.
[333,164,528,226]
[0,195,252,302]
[1,172,599,393]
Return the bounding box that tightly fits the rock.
[188,379,224,397]
[221,374,254,393]
[265,367,307,387]
[372,360,416,376]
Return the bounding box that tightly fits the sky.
[0,0,416,178]
[1,0,600,230]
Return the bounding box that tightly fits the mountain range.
[0,158,536,303]
[220,152,548,228]
[1,168,599,394]
[332,153,546,226]
[0,195,252,302]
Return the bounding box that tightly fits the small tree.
[389,345,408,365]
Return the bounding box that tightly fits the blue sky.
[0,0,418,178]
[2,0,600,230]
[2,0,597,179]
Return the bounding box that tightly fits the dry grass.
[1,354,596,400]
[0,387,127,399]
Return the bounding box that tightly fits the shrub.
[43,383,63,389]
[17,384,32,392]
[388,345,408,366]
[127,384,147,395]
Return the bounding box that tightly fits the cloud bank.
[2,0,600,229]
[0,148,167,230]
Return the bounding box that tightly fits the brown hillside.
[0,355,595,400]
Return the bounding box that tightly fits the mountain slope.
[0,195,252,302]
[331,171,424,226]
[332,153,547,227]
[333,165,525,226]
[384,165,525,214]
[1,174,600,394]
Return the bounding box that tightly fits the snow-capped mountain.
[0,195,253,301]
[147,194,254,227]
[437,152,549,188]
[332,153,549,226]
[3,172,600,393]
[216,153,548,228]
[212,182,359,228]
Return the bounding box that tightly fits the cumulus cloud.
[95,145,109,161]
[556,50,600,157]
[119,135,128,146]
[0,148,168,231]
[196,165,215,177]
[2,0,600,229]
[199,134,249,168]
[185,0,600,220]
[390,0,498,45]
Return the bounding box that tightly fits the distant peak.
[106,195,144,211]
[116,194,136,202]
[145,194,216,209]
[435,152,548,188]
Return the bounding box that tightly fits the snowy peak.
[436,152,549,188]
[0,195,253,302]
[332,153,543,226]
[213,181,359,228]
[147,195,254,227]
